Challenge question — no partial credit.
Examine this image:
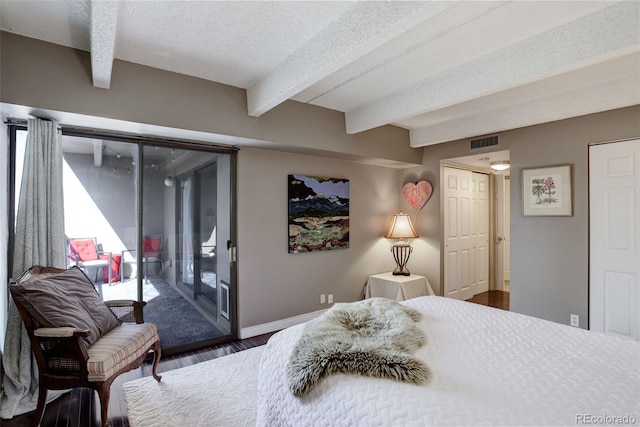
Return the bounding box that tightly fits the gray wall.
[403,106,640,328]
[63,152,138,249]
[237,148,400,327]
[142,167,166,238]
[64,152,165,251]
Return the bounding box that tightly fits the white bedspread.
[256,296,640,426]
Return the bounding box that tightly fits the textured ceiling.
[1,0,638,147]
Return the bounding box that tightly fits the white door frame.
[495,173,511,292]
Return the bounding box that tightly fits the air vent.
[470,135,498,150]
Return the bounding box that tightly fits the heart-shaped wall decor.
[402,180,433,211]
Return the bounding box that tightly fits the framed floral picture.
[521,164,573,216]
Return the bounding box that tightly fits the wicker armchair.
[9,266,162,427]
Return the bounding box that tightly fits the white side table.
[364,272,435,301]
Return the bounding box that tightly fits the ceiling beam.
[246,1,450,117]
[345,1,640,135]
[90,0,119,89]
[410,54,640,147]
[93,140,103,167]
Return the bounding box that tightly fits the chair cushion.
[10,267,120,347]
[69,238,99,261]
[143,237,162,259]
[87,323,159,381]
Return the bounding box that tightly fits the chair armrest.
[121,249,136,257]
[30,329,91,378]
[100,251,113,262]
[105,300,146,324]
[68,254,80,266]
[34,327,90,338]
[105,299,146,309]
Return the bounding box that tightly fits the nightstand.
[364,272,435,301]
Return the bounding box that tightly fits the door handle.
[497,236,505,243]
[228,243,237,266]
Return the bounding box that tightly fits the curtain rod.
[4,117,240,153]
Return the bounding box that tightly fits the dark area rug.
[144,279,225,349]
[100,278,225,351]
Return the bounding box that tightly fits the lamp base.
[392,267,411,276]
[390,241,413,277]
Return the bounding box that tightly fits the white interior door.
[444,167,473,300]
[589,139,640,340]
[444,168,489,300]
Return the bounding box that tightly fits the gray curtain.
[0,118,67,418]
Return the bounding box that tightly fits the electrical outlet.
[320,294,326,304]
[570,314,579,327]
[328,294,334,304]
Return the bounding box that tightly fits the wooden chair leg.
[96,382,111,427]
[152,341,162,382]
[32,385,47,427]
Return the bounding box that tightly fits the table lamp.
[384,212,419,276]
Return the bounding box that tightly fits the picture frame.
[288,174,350,253]
[521,164,573,216]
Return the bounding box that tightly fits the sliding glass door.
[142,145,234,350]
[10,125,236,355]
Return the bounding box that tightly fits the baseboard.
[239,309,326,339]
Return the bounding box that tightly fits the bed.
[256,296,639,426]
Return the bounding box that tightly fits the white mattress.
[256,296,640,426]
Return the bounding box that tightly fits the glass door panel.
[143,146,233,353]
[175,154,232,335]
[59,136,139,301]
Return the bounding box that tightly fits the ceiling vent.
[470,135,498,150]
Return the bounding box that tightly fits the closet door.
[589,139,640,340]
[444,167,489,300]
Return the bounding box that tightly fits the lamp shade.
[384,212,419,239]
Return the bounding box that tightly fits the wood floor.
[467,290,510,311]
[2,332,276,427]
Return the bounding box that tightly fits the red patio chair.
[67,237,113,284]
[120,236,164,283]
[142,236,163,282]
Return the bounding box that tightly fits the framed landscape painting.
[522,164,573,216]
[288,175,349,253]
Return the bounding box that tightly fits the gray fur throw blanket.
[287,297,430,397]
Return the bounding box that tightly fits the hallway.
[467,290,510,311]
